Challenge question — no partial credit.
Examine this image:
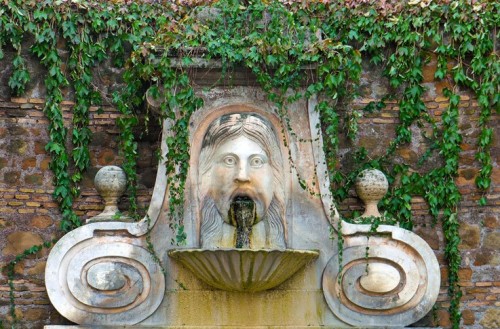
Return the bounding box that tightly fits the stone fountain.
[44,83,440,328]
[169,113,319,292]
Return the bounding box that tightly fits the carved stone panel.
[198,113,286,249]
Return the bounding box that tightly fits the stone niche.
[44,66,440,328]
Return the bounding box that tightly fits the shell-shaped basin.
[168,249,319,292]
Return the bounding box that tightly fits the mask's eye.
[250,156,265,168]
[223,155,237,167]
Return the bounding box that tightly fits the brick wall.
[0,96,160,327]
[0,59,498,328]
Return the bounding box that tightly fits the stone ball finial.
[87,166,130,223]
[94,165,127,198]
[354,168,388,218]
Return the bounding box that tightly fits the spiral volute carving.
[45,225,165,325]
[322,225,440,327]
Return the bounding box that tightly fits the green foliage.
[5,240,55,327]
[0,1,498,328]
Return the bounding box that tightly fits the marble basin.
[168,249,319,292]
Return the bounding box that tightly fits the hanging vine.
[0,1,498,328]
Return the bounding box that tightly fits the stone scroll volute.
[45,167,165,325]
[321,169,441,327]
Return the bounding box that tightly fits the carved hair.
[198,113,286,248]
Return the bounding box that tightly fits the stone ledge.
[44,325,441,329]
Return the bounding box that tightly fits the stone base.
[44,325,441,329]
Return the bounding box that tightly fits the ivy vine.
[1,1,498,328]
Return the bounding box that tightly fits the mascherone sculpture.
[198,113,286,249]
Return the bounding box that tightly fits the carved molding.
[307,96,340,229]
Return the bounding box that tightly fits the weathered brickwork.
[0,96,160,327]
[0,58,498,329]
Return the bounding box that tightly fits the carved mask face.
[207,135,273,224]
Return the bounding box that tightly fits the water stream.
[229,196,256,248]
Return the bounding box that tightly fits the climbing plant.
[0,1,498,328]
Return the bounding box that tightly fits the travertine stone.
[169,249,318,292]
[321,167,440,328]
[355,168,388,218]
[45,222,165,325]
[87,165,132,223]
[86,263,128,291]
[359,263,401,293]
[323,222,440,327]
[198,113,286,249]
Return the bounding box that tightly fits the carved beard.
[200,195,285,249]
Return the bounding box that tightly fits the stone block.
[139,170,157,189]
[27,261,46,275]
[7,126,28,135]
[462,309,475,325]
[14,262,24,275]
[0,219,11,228]
[437,309,451,327]
[11,97,27,103]
[458,268,472,281]
[29,98,45,104]
[95,148,117,166]
[24,174,44,186]
[22,157,37,169]
[2,231,43,256]
[7,139,28,155]
[480,308,500,329]
[484,232,500,250]
[474,250,500,266]
[15,194,30,200]
[6,109,25,117]
[22,307,49,321]
[0,207,15,213]
[475,282,493,287]
[34,141,46,154]
[31,216,53,229]
[459,223,481,249]
[483,215,498,229]
[397,148,418,163]
[3,171,21,185]
[422,59,437,83]
[456,168,478,186]
[18,208,35,214]
[40,157,51,170]
[492,167,500,184]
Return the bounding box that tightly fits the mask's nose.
[235,162,250,182]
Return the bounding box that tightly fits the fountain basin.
[168,249,319,292]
